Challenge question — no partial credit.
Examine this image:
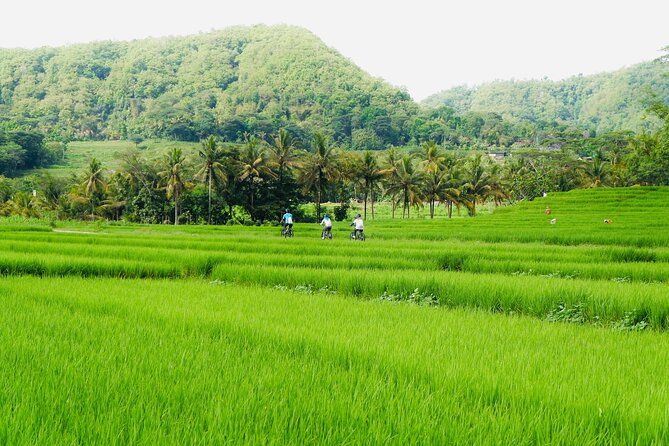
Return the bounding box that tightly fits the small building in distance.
[487,151,509,162]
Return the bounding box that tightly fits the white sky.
[2,0,668,100]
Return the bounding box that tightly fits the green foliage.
[0,26,418,147]
[333,202,350,221]
[627,99,669,185]
[423,60,669,135]
[0,129,51,176]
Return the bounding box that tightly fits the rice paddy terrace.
[1,187,669,444]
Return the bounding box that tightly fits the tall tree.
[460,154,493,216]
[194,135,227,224]
[158,148,188,225]
[268,128,300,210]
[299,132,337,220]
[386,156,424,218]
[237,134,276,220]
[417,141,445,174]
[421,169,460,219]
[583,157,609,188]
[381,147,402,218]
[82,158,105,218]
[358,151,384,219]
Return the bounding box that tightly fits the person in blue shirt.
[320,213,333,239]
[280,209,294,235]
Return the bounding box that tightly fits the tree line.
[2,98,667,224]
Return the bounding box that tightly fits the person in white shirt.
[350,214,364,239]
[320,214,333,239]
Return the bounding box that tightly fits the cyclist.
[320,213,333,239]
[350,213,364,240]
[281,209,294,235]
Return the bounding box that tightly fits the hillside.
[0,25,417,147]
[422,60,669,133]
[1,25,667,151]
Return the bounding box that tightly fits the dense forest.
[0,25,419,148]
[1,25,667,152]
[423,59,669,134]
[0,26,667,224]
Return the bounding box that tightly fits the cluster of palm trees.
[3,128,617,223]
[150,133,509,224]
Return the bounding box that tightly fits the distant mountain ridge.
[0,25,666,146]
[422,60,669,133]
[0,25,418,146]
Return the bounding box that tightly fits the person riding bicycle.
[280,209,294,235]
[320,213,333,239]
[350,213,364,239]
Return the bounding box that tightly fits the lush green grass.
[0,187,668,328]
[2,277,669,444]
[37,139,200,177]
[2,186,669,443]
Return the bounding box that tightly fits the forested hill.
[0,25,418,146]
[422,60,669,134]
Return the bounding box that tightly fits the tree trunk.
[174,191,179,225]
[208,170,212,224]
[403,189,409,219]
[317,171,323,221]
[371,192,375,220]
[391,195,395,219]
[363,191,368,220]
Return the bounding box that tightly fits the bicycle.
[321,227,333,240]
[282,226,294,238]
[350,230,365,241]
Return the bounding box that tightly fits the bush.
[334,203,350,221]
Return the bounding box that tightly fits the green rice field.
[1,187,669,444]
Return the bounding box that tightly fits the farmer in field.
[320,213,333,239]
[281,209,293,232]
[350,213,364,239]
[545,206,551,215]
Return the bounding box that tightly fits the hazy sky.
[2,0,667,100]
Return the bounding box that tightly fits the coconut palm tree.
[268,128,300,209]
[418,141,446,174]
[237,134,276,220]
[358,151,384,219]
[158,148,188,225]
[422,169,461,219]
[100,172,127,221]
[386,156,424,219]
[298,132,337,220]
[441,153,463,218]
[82,158,105,218]
[381,147,402,218]
[194,135,227,224]
[6,191,39,218]
[583,157,609,187]
[460,154,493,216]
